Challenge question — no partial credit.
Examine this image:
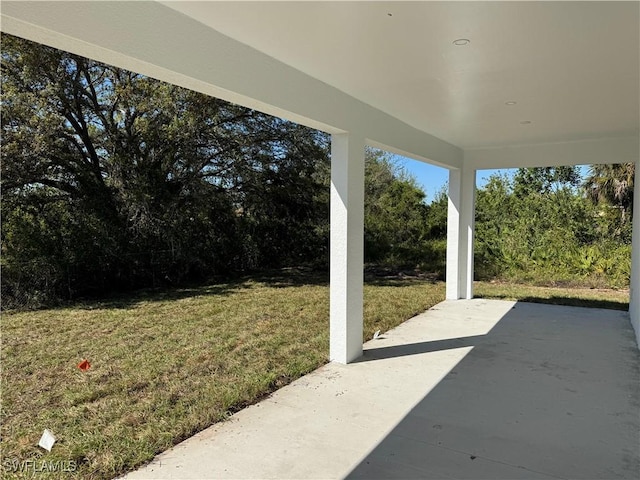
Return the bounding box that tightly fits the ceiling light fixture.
[453,38,470,46]
[505,101,517,106]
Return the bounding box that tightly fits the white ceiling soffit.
[164,1,639,150]
[1,1,638,168]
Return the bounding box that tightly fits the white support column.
[446,167,476,300]
[330,133,365,363]
[446,169,462,300]
[461,167,477,299]
[629,159,640,347]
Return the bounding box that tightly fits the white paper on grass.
[373,330,381,339]
[38,429,56,451]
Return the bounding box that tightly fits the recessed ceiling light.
[520,120,532,125]
[505,101,517,106]
[452,38,470,46]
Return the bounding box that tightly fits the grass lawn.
[474,281,629,310]
[1,272,628,479]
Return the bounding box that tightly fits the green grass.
[1,273,627,479]
[474,280,629,311]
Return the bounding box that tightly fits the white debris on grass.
[38,429,56,451]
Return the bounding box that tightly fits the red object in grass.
[78,359,91,371]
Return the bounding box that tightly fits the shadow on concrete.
[474,293,628,311]
[347,302,640,479]
[355,335,486,362]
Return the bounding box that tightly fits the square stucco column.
[629,159,640,347]
[446,167,476,300]
[330,133,365,363]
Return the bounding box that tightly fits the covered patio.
[119,299,640,479]
[1,2,639,478]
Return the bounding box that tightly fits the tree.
[584,163,635,235]
[363,150,433,267]
[475,173,513,277]
[513,166,581,197]
[1,34,330,305]
[473,167,630,287]
[584,164,634,209]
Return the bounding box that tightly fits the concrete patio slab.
[121,300,640,480]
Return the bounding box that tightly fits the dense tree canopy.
[472,167,632,286]
[584,163,635,242]
[1,34,331,305]
[364,151,434,266]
